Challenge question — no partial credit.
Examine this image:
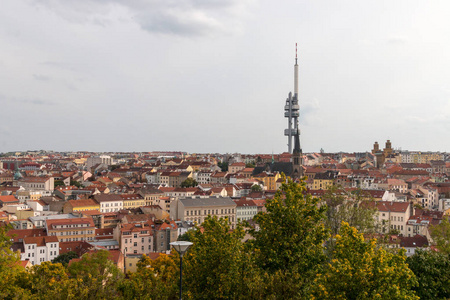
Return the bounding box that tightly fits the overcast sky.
[1,1,449,154]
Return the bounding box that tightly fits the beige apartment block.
[45,217,96,242]
[171,196,237,229]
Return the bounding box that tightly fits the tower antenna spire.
[295,43,298,65]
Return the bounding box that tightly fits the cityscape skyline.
[1,1,449,153]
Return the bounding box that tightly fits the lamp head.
[170,241,193,256]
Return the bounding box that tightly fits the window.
[134,242,137,247]
[134,234,138,238]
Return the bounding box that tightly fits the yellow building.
[63,199,100,214]
[312,172,334,190]
[120,194,145,209]
[253,172,281,191]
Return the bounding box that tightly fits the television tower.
[284,44,300,153]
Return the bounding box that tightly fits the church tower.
[292,130,303,178]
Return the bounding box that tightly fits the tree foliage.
[311,222,418,300]
[430,217,450,254]
[251,184,262,192]
[28,262,74,299]
[0,224,31,299]
[183,216,264,299]
[52,251,79,266]
[119,253,178,299]
[249,175,329,298]
[67,250,123,299]
[180,177,198,188]
[407,250,450,300]
[217,161,228,172]
[323,185,378,236]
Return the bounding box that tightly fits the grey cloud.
[10,96,56,106]
[33,74,51,81]
[32,0,255,37]
[301,99,322,126]
[41,61,78,72]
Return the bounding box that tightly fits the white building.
[86,155,112,170]
[22,235,59,265]
[94,194,124,213]
[234,199,258,222]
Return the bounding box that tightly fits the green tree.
[67,250,123,299]
[183,216,264,299]
[70,180,83,188]
[180,177,198,188]
[311,222,418,300]
[407,250,450,300]
[217,161,228,172]
[119,253,178,300]
[28,262,75,299]
[177,231,191,242]
[52,251,79,267]
[430,217,450,254]
[323,186,378,237]
[251,184,262,192]
[249,175,329,298]
[245,162,255,168]
[54,180,65,187]
[0,224,31,299]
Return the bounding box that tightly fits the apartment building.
[171,196,237,229]
[114,222,153,256]
[120,194,145,209]
[375,201,412,236]
[139,187,164,206]
[14,176,55,191]
[45,217,96,242]
[94,194,124,213]
[21,236,59,265]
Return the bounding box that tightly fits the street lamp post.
[170,241,193,300]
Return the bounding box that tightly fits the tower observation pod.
[284,44,301,153]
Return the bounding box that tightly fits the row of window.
[391,225,404,231]
[60,237,93,242]
[124,237,152,244]
[55,224,89,228]
[186,216,235,223]
[55,230,93,236]
[101,203,122,207]
[186,208,235,216]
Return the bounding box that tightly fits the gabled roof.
[67,199,99,207]
[93,194,123,202]
[46,217,95,229]
[23,235,58,246]
[7,228,47,242]
[374,201,410,213]
[0,195,20,204]
[400,235,428,248]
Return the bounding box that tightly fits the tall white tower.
[284,44,300,153]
